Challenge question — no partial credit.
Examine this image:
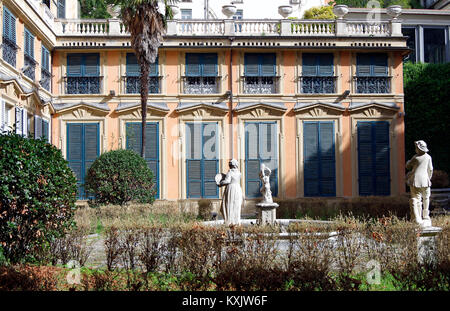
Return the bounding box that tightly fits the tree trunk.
[140,65,150,159]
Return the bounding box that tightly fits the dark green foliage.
[0,132,77,263]
[85,149,156,206]
[330,0,423,8]
[79,0,112,19]
[404,62,450,175]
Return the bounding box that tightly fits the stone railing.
[55,18,403,37]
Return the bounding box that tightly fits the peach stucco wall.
[283,102,297,198]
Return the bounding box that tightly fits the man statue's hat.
[415,140,429,153]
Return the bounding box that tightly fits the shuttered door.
[303,121,336,197]
[125,122,160,198]
[186,122,219,198]
[67,123,99,199]
[245,122,278,198]
[357,121,390,196]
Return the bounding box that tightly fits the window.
[34,115,50,142]
[67,123,100,199]
[125,53,159,94]
[184,53,219,94]
[186,123,219,198]
[15,107,27,137]
[24,28,36,81]
[303,121,336,197]
[424,28,446,64]
[357,121,390,196]
[243,53,277,94]
[43,0,50,9]
[66,53,101,94]
[126,122,160,198]
[402,27,416,63]
[0,100,9,133]
[355,53,390,94]
[233,9,243,32]
[245,122,278,198]
[181,9,192,20]
[2,7,17,67]
[57,0,66,19]
[301,53,335,94]
[41,46,51,91]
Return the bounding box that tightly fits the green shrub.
[303,6,335,20]
[85,149,156,206]
[0,132,77,263]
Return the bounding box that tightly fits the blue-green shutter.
[149,56,159,77]
[357,53,388,76]
[67,54,82,77]
[245,122,278,198]
[318,54,334,76]
[3,7,16,43]
[67,124,84,199]
[373,54,388,76]
[24,28,34,58]
[356,54,372,76]
[42,120,49,142]
[244,54,260,77]
[57,0,66,19]
[302,54,317,76]
[304,121,336,197]
[357,121,390,196]
[186,53,201,77]
[42,46,50,71]
[84,54,99,76]
[260,53,276,77]
[126,53,140,77]
[202,53,218,77]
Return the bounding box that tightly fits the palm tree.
[108,0,176,158]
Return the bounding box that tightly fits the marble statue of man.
[259,164,273,203]
[406,140,433,227]
[216,159,244,225]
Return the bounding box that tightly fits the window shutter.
[373,54,388,76]
[57,0,66,19]
[319,122,335,196]
[185,53,201,77]
[303,122,320,196]
[260,53,276,77]
[149,56,159,77]
[41,47,48,70]
[22,109,27,137]
[67,54,82,77]
[302,54,317,76]
[34,115,42,139]
[374,121,390,195]
[84,123,99,194]
[259,122,278,197]
[201,53,218,77]
[67,124,83,198]
[10,11,15,42]
[318,54,334,76]
[357,122,373,196]
[187,160,202,197]
[15,107,22,135]
[126,53,140,77]
[84,54,100,77]
[145,122,159,198]
[244,54,259,77]
[203,160,218,197]
[126,122,141,154]
[0,100,5,133]
[202,123,218,197]
[356,54,371,76]
[3,8,10,41]
[42,119,49,142]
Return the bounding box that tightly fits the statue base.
[417,226,442,264]
[256,202,279,226]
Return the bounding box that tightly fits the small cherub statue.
[259,164,273,203]
[406,140,433,227]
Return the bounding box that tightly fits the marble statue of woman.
[406,140,433,227]
[259,164,273,203]
[216,159,244,225]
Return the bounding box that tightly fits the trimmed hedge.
[0,132,77,263]
[404,62,450,175]
[85,149,157,207]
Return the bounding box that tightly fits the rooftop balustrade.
[54,18,402,38]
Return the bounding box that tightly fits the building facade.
[0,0,409,205]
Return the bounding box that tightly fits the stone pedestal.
[417,226,442,264]
[256,202,279,225]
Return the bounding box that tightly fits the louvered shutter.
[67,124,83,199]
[203,123,218,197]
[42,119,49,142]
[186,123,201,198]
[0,100,5,133]
[318,54,334,76]
[9,11,15,42]
[126,122,141,154]
[15,107,22,135]
[84,123,99,199]
[145,122,159,198]
[245,123,260,198]
[373,54,388,76]
[34,115,42,139]
[187,160,202,198]
[185,53,201,77]
[42,47,50,71]
[67,54,82,77]
[244,54,259,77]
[374,121,390,195]
[202,53,218,77]
[302,54,317,76]
[357,54,371,77]
[357,122,374,196]
[319,122,336,196]
[57,0,66,19]
[22,109,27,137]
[149,56,159,77]
[84,54,99,76]
[24,29,34,58]
[304,122,320,196]
[126,53,140,77]
[260,53,276,77]
[3,8,11,41]
[260,122,278,197]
